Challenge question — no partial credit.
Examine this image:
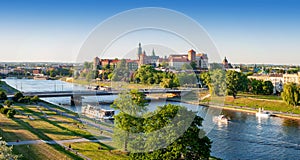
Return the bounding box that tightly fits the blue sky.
[0,0,299,64]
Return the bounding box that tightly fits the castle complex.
[93,42,209,71]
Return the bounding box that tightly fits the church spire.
[152,49,155,56]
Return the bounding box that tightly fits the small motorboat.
[213,115,229,123]
[256,108,271,118]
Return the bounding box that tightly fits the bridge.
[20,89,191,106]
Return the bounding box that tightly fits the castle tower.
[138,42,142,60]
[152,49,156,56]
[188,49,196,61]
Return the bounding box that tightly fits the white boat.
[82,105,115,120]
[256,108,271,118]
[213,115,229,123]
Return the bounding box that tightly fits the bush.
[18,96,31,103]
[0,104,3,109]
[30,95,40,103]
[0,91,7,101]
[1,108,10,114]
[13,92,24,102]
[7,110,15,118]
[4,100,12,107]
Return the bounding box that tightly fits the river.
[3,79,300,160]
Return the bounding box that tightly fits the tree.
[226,71,247,98]
[49,70,57,77]
[190,61,197,70]
[281,83,299,107]
[129,104,212,159]
[111,59,130,81]
[0,138,21,159]
[204,69,226,96]
[4,100,12,107]
[111,90,147,151]
[30,95,40,104]
[6,110,15,118]
[262,81,274,95]
[86,70,97,82]
[83,61,92,69]
[12,92,23,102]
[181,63,193,70]
[0,91,7,101]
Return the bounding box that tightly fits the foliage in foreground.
[0,138,21,160]
[112,90,211,160]
[281,83,300,107]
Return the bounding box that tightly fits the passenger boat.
[256,108,271,118]
[82,105,115,120]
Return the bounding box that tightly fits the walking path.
[7,137,112,146]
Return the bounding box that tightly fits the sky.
[0,0,299,65]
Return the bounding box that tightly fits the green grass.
[14,105,94,140]
[63,142,128,160]
[238,93,283,100]
[13,143,82,160]
[225,96,300,114]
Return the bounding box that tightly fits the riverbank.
[168,96,300,120]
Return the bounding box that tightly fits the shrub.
[4,100,12,107]
[1,108,10,114]
[30,95,40,103]
[18,96,31,103]
[13,92,24,102]
[7,110,15,118]
[0,104,3,109]
[0,91,7,101]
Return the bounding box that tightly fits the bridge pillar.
[70,95,82,106]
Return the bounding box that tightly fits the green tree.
[12,92,23,102]
[4,100,12,107]
[0,138,21,159]
[0,91,7,101]
[86,70,97,82]
[111,90,147,151]
[83,61,92,69]
[262,81,274,95]
[205,69,226,96]
[281,83,299,107]
[30,95,40,104]
[111,59,130,81]
[181,63,193,70]
[190,61,197,70]
[129,104,212,159]
[6,110,15,118]
[49,70,57,77]
[226,71,247,98]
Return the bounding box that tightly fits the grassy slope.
[0,104,125,160]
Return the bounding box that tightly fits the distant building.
[168,54,190,69]
[125,59,139,71]
[166,49,208,70]
[138,43,159,67]
[283,72,300,84]
[93,57,101,70]
[222,57,233,69]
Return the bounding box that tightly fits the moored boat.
[82,105,115,120]
[256,108,271,118]
[213,115,229,123]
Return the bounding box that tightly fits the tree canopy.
[0,138,21,160]
[112,90,212,159]
[226,70,247,98]
[281,83,299,107]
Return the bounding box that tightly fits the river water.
[3,79,300,160]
